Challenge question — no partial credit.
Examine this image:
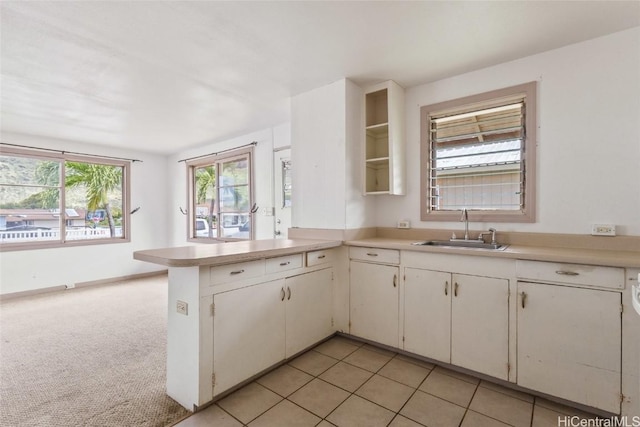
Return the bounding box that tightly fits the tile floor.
[174,336,599,427]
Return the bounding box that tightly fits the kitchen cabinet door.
[451,274,509,380]
[350,261,399,347]
[285,268,334,357]
[213,279,286,396]
[404,268,451,362]
[517,282,621,413]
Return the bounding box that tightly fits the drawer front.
[307,249,334,267]
[211,260,265,285]
[265,254,303,274]
[350,246,400,265]
[516,260,624,290]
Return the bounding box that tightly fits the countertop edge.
[345,238,640,268]
[133,239,342,267]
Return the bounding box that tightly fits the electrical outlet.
[591,224,616,236]
[397,220,411,229]
[176,300,188,315]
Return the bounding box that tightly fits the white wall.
[0,132,170,295]
[166,125,289,246]
[375,27,640,236]
[291,78,375,231]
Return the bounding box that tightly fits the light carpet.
[0,275,189,426]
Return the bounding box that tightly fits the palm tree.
[195,166,216,238]
[65,162,122,237]
[34,160,61,209]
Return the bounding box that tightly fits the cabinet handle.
[287,286,292,300]
[366,252,379,257]
[280,287,285,301]
[445,281,449,296]
[230,269,245,275]
[393,274,397,288]
[317,255,326,259]
[454,282,459,297]
[555,270,579,276]
[521,291,527,308]
[279,261,290,266]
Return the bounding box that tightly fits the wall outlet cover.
[591,224,616,236]
[176,300,188,315]
[397,220,411,229]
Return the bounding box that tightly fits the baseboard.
[0,270,168,301]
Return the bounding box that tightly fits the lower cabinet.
[212,268,333,396]
[350,260,399,348]
[404,268,509,380]
[517,282,622,413]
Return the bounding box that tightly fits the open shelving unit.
[363,81,405,195]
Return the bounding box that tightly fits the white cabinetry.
[212,267,333,396]
[349,247,400,347]
[364,80,405,195]
[404,268,509,380]
[517,260,623,413]
[213,279,286,395]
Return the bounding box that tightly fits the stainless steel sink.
[411,240,508,250]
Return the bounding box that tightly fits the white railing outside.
[0,227,123,243]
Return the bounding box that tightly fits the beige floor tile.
[534,398,598,418]
[400,390,466,427]
[173,404,242,427]
[343,347,393,372]
[217,382,282,424]
[479,380,534,403]
[256,364,313,397]
[461,410,511,427]
[317,421,337,427]
[288,378,350,418]
[326,395,395,427]
[419,369,478,407]
[319,361,373,392]
[432,366,480,385]
[532,405,570,427]
[469,386,533,427]
[314,337,361,360]
[388,415,425,426]
[288,350,339,376]
[378,357,431,388]
[354,374,414,412]
[247,399,320,427]
[395,353,436,370]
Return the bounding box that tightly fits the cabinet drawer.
[516,260,624,290]
[350,246,400,265]
[307,249,334,267]
[265,254,303,274]
[211,260,265,285]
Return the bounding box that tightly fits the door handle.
[521,291,527,309]
[280,287,285,301]
[445,281,449,296]
[287,286,292,300]
[454,282,459,297]
[393,274,397,288]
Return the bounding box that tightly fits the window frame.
[186,146,254,242]
[0,146,131,252]
[420,82,537,223]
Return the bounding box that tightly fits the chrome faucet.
[460,208,469,240]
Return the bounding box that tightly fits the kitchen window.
[420,82,537,222]
[187,147,253,241]
[0,146,130,251]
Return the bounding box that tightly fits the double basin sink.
[412,240,508,251]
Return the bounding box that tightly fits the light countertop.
[346,237,640,268]
[133,239,342,267]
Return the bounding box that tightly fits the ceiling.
[1,1,639,155]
